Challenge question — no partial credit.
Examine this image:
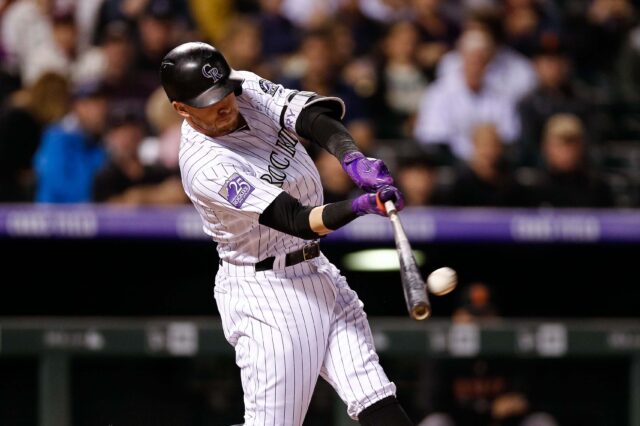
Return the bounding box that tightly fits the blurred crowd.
[1,0,640,207]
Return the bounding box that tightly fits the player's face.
[174,93,241,137]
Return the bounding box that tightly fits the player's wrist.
[322,199,359,230]
[340,150,365,166]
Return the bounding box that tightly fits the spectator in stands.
[74,0,104,55]
[145,86,183,172]
[93,0,150,40]
[414,28,520,161]
[615,24,640,102]
[33,80,108,203]
[532,113,614,207]
[1,0,53,77]
[445,123,529,206]
[517,35,590,166]
[503,0,560,57]
[453,282,499,323]
[220,16,272,78]
[335,0,384,57]
[133,1,177,91]
[93,0,192,45]
[2,0,75,86]
[396,155,440,206]
[328,21,362,74]
[279,0,339,29]
[93,107,185,205]
[188,0,233,44]
[0,72,69,201]
[412,0,460,76]
[283,29,375,150]
[0,0,21,103]
[420,383,559,426]
[358,0,413,24]
[418,413,454,426]
[491,393,559,426]
[29,10,78,82]
[257,0,299,59]
[314,149,357,204]
[436,8,538,103]
[443,358,507,424]
[75,22,151,111]
[565,0,635,89]
[373,21,429,138]
[330,17,381,129]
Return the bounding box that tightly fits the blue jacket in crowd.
[34,115,107,203]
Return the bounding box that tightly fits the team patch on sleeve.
[259,79,279,96]
[218,173,255,208]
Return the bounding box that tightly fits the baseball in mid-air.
[426,267,458,296]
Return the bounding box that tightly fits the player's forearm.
[259,193,358,239]
[259,188,403,239]
[297,105,395,192]
[296,105,359,162]
[311,201,358,234]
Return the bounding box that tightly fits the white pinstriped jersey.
[179,70,397,425]
[179,71,345,265]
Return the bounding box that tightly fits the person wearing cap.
[532,113,614,207]
[33,81,108,203]
[517,35,590,166]
[92,106,186,205]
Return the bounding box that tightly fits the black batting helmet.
[160,42,243,108]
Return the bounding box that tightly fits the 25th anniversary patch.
[219,173,255,208]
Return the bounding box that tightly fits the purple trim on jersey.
[219,173,256,208]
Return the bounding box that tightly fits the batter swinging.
[161,42,413,426]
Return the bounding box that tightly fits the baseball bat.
[385,200,432,320]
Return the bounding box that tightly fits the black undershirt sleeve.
[296,104,359,162]
[321,199,358,230]
[259,192,317,240]
[259,192,359,239]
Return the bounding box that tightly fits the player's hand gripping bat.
[384,200,432,320]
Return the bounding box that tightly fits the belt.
[218,242,321,272]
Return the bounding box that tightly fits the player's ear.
[172,101,190,118]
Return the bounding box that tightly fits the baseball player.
[160,42,414,426]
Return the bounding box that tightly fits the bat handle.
[384,200,397,216]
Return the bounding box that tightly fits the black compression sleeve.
[296,105,359,162]
[259,192,318,240]
[358,396,413,426]
[321,199,358,230]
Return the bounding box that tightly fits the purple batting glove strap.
[341,151,394,192]
[351,185,405,216]
[379,185,405,211]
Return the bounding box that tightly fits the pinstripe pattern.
[181,72,395,425]
[214,255,396,425]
